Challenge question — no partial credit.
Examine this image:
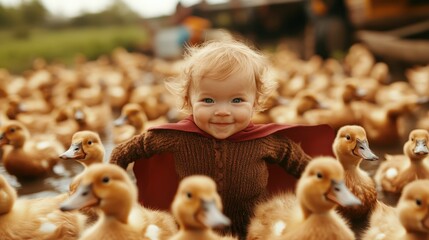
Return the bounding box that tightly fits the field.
[0,25,149,73]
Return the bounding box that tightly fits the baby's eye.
[202,98,214,103]
[232,98,243,103]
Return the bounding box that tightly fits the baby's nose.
[214,105,231,116]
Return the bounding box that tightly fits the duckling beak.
[59,142,86,160]
[60,184,98,211]
[114,115,128,126]
[74,109,85,122]
[414,140,429,155]
[355,88,367,98]
[353,139,379,161]
[197,199,231,229]
[17,103,27,113]
[422,212,429,230]
[0,133,9,146]
[326,180,361,207]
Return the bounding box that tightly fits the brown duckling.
[0,120,64,179]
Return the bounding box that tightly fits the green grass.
[0,25,149,73]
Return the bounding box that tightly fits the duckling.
[113,103,148,144]
[305,83,363,130]
[69,100,110,136]
[269,91,322,124]
[352,99,423,146]
[59,131,105,193]
[406,64,429,97]
[248,156,361,240]
[50,105,80,148]
[375,129,429,193]
[333,125,379,223]
[60,163,177,240]
[170,175,236,240]
[362,179,429,240]
[0,120,64,179]
[0,174,86,239]
[6,94,54,134]
[59,130,106,224]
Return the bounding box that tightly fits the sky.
[0,0,228,18]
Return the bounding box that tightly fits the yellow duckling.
[69,100,110,136]
[305,83,363,130]
[0,120,64,179]
[352,99,423,146]
[59,130,105,224]
[113,103,148,144]
[0,174,86,239]
[170,175,236,240]
[59,130,105,193]
[333,125,379,223]
[269,91,322,124]
[248,156,361,240]
[60,163,177,240]
[375,129,429,193]
[362,179,429,240]
[6,94,54,134]
[50,105,80,148]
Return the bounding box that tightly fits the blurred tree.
[71,0,140,27]
[0,0,46,29]
[21,0,47,26]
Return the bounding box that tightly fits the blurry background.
[0,0,429,223]
[1,0,429,73]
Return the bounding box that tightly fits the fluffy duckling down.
[333,125,379,222]
[60,163,177,240]
[247,156,361,240]
[362,179,429,240]
[0,174,86,239]
[0,120,64,179]
[113,103,148,144]
[59,130,106,224]
[375,129,429,193]
[170,175,236,240]
[60,130,105,193]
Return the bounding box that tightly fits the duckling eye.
[186,192,192,199]
[345,135,351,140]
[102,176,110,184]
[416,199,422,206]
[316,172,323,179]
[9,128,15,133]
[88,140,92,145]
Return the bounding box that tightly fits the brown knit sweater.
[110,129,311,238]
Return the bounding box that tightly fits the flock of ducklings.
[0,43,428,239]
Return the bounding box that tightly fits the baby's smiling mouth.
[211,122,232,126]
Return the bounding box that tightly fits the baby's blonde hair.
[166,40,277,114]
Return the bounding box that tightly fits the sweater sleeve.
[109,133,147,169]
[264,135,312,178]
[109,129,180,169]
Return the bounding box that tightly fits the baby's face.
[190,71,256,139]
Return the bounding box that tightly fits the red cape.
[134,116,335,210]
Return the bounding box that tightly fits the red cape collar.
[149,115,333,142]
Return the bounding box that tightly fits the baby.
[109,40,335,239]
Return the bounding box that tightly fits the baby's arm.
[267,135,312,178]
[109,130,179,169]
[110,133,147,169]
